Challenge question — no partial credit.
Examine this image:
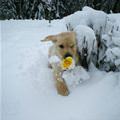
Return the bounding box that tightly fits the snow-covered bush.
[99,15,120,71]
[82,6,107,35]
[65,7,120,71]
[74,25,97,69]
[99,47,120,71]
[64,6,107,36]
[64,7,107,69]
[64,11,89,31]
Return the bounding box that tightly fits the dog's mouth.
[64,53,73,59]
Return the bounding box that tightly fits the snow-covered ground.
[1,18,120,120]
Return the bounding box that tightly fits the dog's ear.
[41,35,57,43]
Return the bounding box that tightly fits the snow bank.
[1,18,120,120]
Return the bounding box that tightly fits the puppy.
[42,31,79,96]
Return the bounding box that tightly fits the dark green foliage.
[93,0,120,13]
[0,0,17,19]
[0,0,120,20]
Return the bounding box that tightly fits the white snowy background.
[1,9,120,120]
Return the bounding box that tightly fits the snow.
[64,6,107,35]
[49,55,60,64]
[74,25,97,62]
[64,11,89,30]
[100,12,120,71]
[82,6,107,35]
[105,47,120,66]
[102,34,120,48]
[1,17,120,120]
[62,66,90,91]
[108,13,120,27]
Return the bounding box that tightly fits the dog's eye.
[59,45,64,49]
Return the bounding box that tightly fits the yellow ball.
[61,57,73,70]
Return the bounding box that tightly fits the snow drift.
[1,7,120,120]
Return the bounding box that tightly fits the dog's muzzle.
[64,53,73,58]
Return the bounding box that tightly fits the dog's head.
[42,32,77,60]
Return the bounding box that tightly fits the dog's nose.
[64,53,72,58]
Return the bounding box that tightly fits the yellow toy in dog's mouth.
[61,57,75,70]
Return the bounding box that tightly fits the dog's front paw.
[56,79,69,96]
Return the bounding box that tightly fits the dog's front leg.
[52,63,69,96]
